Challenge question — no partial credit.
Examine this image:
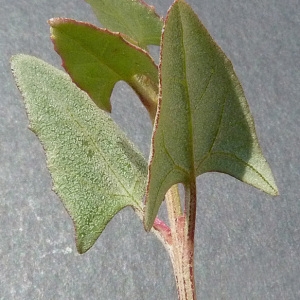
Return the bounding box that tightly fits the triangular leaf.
[85,0,163,48]
[11,54,147,253]
[49,18,158,113]
[144,0,278,230]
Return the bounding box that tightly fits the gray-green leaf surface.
[11,54,147,253]
[144,0,278,230]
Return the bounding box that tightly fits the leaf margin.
[144,0,278,230]
[11,54,148,253]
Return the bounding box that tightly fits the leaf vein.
[178,6,195,177]
[64,106,133,198]
[162,130,189,175]
[194,66,215,111]
[212,151,276,192]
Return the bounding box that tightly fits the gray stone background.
[1,0,299,299]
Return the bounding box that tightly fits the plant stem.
[129,74,158,122]
[166,181,197,300]
[131,70,197,299]
[182,179,197,300]
[136,182,197,299]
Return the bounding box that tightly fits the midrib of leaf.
[178,7,196,181]
[62,100,140,204]
[57,30,125,80]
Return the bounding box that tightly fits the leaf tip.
[47,18,54,26]
[143,195,154,232]
[143,217,153,232]
[48,17,62,28]
[270,183,279,196]
[143,194,160,232]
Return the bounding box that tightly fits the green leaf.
[11,54,147,253]
[144,0,278,230]
[85,0,163,48]
[49,18,158,113]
